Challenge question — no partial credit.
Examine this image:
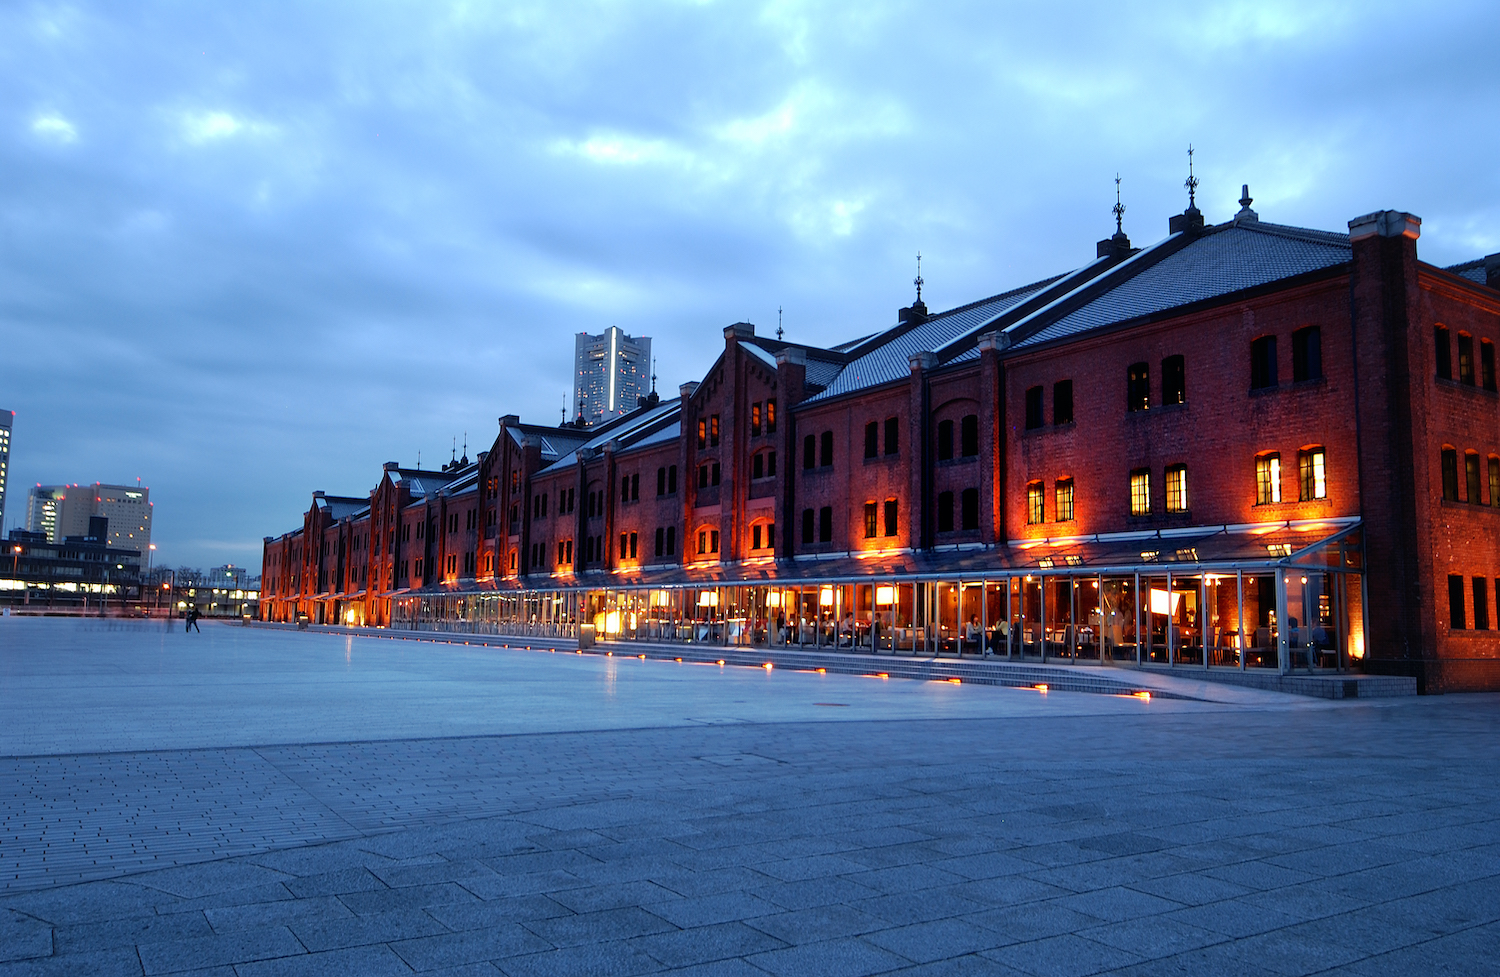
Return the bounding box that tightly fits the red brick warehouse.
[262,187,1500,692]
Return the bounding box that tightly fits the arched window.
[1466,451,1482,504]
[1435,326,1452,380]
[1027,482,1045,524]
[1255,453,1281,505]
[937,419,954,460]
[1162,355,1186,404]
[1298,447,1327,501]
[1292,327,1322,382]
[1459,332,1476,385]
[960,414,979,456]
[1250,337,1277,389]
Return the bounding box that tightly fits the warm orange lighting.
[675,657,683,662]
[762,663,773,671]
[1034,683,1049,692]
[816,667,826,673]
[879,673,889,679]
[819,586,835,606]
[947,677,962,684]
[638,654,646,659]
[1134,690,1152,700]
[717,659,725,665]
[875,585,896,606]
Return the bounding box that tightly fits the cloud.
[30,114,77,142]
[178,110,273,145]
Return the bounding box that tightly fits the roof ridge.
[1233,219,1350,248]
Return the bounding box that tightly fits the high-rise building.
[26,485,68,541]
[0,411,11,530]
[38,482,153,556]
[574,327,652,426]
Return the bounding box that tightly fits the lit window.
[1130,469,1150,516]
[1165,466,1187,512]
[1127,363,1149,411]
[1256,454,1281,505]
[863,502,878,539]
[1027,482,1044,524]
[1299,448,1327,501]
[1054,479,1074,522]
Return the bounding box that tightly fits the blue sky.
[2,0,1497,570]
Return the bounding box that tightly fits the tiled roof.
[1013,221,1351,350]
[1446,259,1488,285]
[541,402,681,473]
[808,279,1060,401]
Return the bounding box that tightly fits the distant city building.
[205,565,248,589]
[33,483,153,556]
[0,411,11,531]
[2,519,142,609]
[574,327,652,426]
[26,485,67,541]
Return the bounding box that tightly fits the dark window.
[1162,355,1186,405]
[937,491,954,532]
[1442,448,1460,501]
[864,421,879,459]
[1127,362,1150,410]
[883,498,897,537]
[802,508,814,544]
[655,527,664,557]
[1467,452,1482,504]
[698,465,709,489]
[666,527,675,555]
[1482,340,1496,391]
[668,465,677,494]
[1475,578,1491,631]
[1292,327,1322,382]
[753,453,764,479]
[751,402,762,436]
[1436,326,1452,380]
[766,451,776,477]
[629,533,637,558]
[1459,333,1476,385]
[1450,574,1467,629]
[961,488,979,530]
[766,398,777,433]
[631,474,639,500]
[1054,380,1073,425]
[619,534,627,559]
[712,463,721,486]
[937,419,954,460]
[697,531,706,555]
[710,530,719,553]
[622,478,630,503]
[1025,386,1044,429]
[803,435,816,470]
[1250,337,1277,390]
[863,502,877,538]
[820,431,833,467]
[752,524,762,550]
[884,416,899,455]
[818,506,833,543]
[1491,457,1500,508]
[960,414,979,456]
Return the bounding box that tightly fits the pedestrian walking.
[186,607,200,633]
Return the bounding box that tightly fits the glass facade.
[391,524,1368,676]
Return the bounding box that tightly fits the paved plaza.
[1,619,1498,975]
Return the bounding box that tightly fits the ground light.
[1035,683,1049,692]
[1134,690,1152,700]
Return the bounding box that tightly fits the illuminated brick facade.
[262,203,1500,691]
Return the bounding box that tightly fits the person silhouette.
[186,606,201,633]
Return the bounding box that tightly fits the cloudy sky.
[1,0,1496,571]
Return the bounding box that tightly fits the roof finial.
[776,306,783,341]
[913,252,924,303]
[1235,183,1258,223]
[1185,144,1199,212]
[1113,173,1126,235]
[451,438,456,464]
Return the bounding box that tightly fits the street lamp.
[146,544,156,616]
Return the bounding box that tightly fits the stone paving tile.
[522,907,676,949]
[393,925,553,971]
[493,939,661,977]
[1048,886,1185,923]
[641,892,783,930]
[234,944,414,976]
[983,932,1145,976]
[203,894,353,932]
[745,936,912,977]
[136,925,306,974]
[0,912,52,963]
[628,921,786,969]
[290,907,449,952]
[337,882,481,916]
[458,871,587,902]
[1076,915,1226,959]
[0,946,146,976]
[861,916,1007,963]
[743,904,887,945]
[966,903,1105,944]
[52,910,211,954]
[426,895,573,930]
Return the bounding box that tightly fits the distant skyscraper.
[26,485,68,541]
[0,411,11,530]
[574,327,651,426]
[33,482,153,556]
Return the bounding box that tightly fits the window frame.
[1026,481,1045,525]
[1162,355,1186,405]
[1298,447,1327,501]
[1053,379,1074,426]
[1165,464,1188,513]
[1127,362,1150,411]
[1053,478,1074,522]
[1250,336,1278,390]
